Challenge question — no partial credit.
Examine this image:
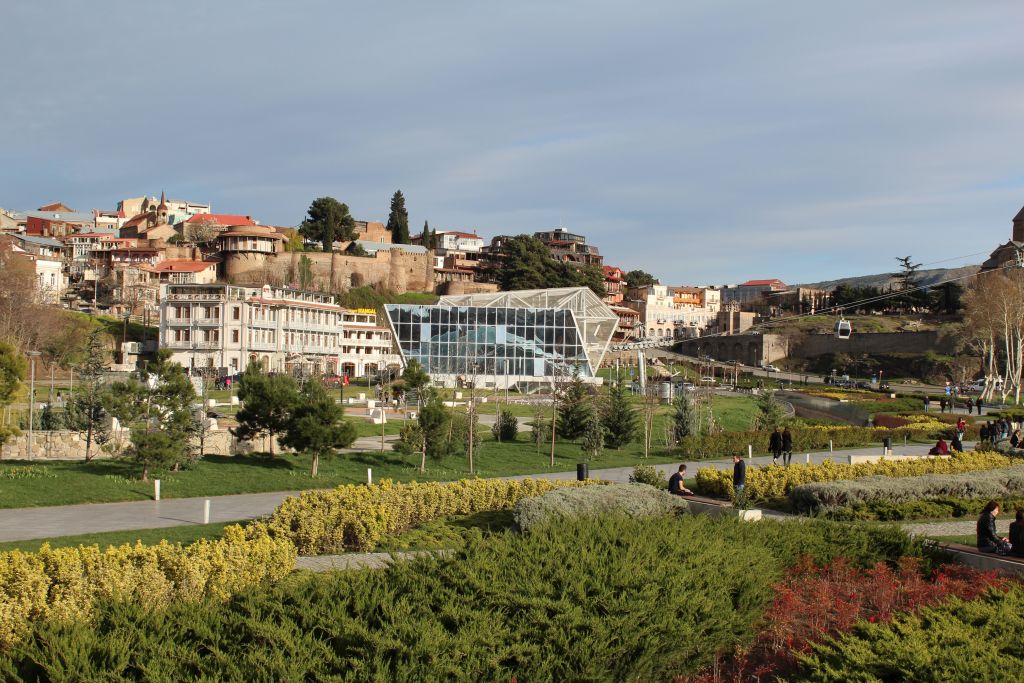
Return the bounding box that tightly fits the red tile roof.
[186,214,256,226]
[739,279,786,287]
[38,202,74,212]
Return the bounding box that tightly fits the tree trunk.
[85,422,93,463]
[141,464,149,483]
[311,452,319,478]
[420,439,426,474]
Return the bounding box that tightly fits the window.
[232,330,239,343]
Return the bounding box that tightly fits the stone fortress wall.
[223,248,435,293]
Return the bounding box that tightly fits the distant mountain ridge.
[796,265,981,291]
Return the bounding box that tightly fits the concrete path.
[296,549,448,572]
[0,441,977,542]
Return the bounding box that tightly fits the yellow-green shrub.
[695,451,1014,501]
[262,478,598,555]
[0,524,294,650]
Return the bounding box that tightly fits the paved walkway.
[0,441,977,542]
[902,518,1010,539]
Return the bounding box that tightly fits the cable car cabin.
[835,319,852,340]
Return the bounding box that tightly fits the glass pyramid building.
[384,287,617,388]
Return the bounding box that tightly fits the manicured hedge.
[513,483,686,532]
[695,451,1013,501]
[0,525,295,650]
[0,515,926,681]
[799,588,1024,682]
[261,478,598,555]
[790,466,1024,514]
[825,495,1024,522]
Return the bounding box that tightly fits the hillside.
[797,264,980,292]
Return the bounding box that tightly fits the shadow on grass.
[349,452,410,468]
[449,509,515,533]
[201,455,297,470]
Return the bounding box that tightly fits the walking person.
[781,426,793,466]
[732,454,747,508]
[940,396,947,414]
[769,426,783,465]
[923,395,931,412]
[976,395,984,416]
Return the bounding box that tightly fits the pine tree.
[233,364,300,455]
[66,328,109,461]
[581,409,604,460]
[671,390,697,444]
[280,378,356,477]
[106,350,199,481]
[602,381,638,449]
[299,197,356,252]
[752,388,786,431]
[387,190,410,244]
[556,369,593,441]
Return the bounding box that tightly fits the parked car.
[763,364,780,373]
[700,376,717,384]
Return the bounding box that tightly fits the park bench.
[925,539,1024,575]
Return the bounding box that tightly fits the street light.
[26,350,41,460]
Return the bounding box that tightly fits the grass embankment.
[0,521,239,554]
[0,434,681,509]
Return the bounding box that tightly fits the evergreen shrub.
[0,515,926,680]
[798,587,1024,682]
[695,451,1012,501]
[0,524,294,650]
[513,483,685,532]
[261,478,596,555]
[790,465,1024,514]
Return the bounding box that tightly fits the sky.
[2,1,1023,285]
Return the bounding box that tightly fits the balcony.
[194,317,222,326]
[165,292,225,302]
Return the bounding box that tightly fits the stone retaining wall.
[1,429,244,460]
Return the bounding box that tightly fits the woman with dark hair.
[1010,509,1024,558]
[977,500,1010,554]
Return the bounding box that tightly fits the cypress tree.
[387,190,410,244]
[602,381,638,449]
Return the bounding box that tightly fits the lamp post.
[26,351,40,460]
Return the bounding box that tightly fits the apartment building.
[339,308,400,379]
[159,284,399,379]
[624,284,721,340]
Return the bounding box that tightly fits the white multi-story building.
[339,308,401,379]
[624,284,721,340]
[159,283,400,378]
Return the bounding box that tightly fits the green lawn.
[0,521,239,553]
[930,534,975,546]
[0,435,683,509]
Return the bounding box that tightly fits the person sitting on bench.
[977,500,1011,554]
[1010,508,1024,558]
[668,464,694,496]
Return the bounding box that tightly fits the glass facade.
[385,304,591,378]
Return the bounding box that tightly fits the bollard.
[829,440,833,453]
[883,436,892,455]
[805,453,810,464]
[203,499,210,524]
[367,468,373,486]
[747,444,752,460]
[154,479,160,501]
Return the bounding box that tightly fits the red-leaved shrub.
[683,557,1013,683]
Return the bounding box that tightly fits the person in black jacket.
[668,464,693,496]
[769,427,783,465]
[1010,508,1024,558]
[732,455,747,507]
[781,427,793,466]
[977,500,1010,554]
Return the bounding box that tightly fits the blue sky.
[2,1,1023,285]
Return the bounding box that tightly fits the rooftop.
[186,214,256,226]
